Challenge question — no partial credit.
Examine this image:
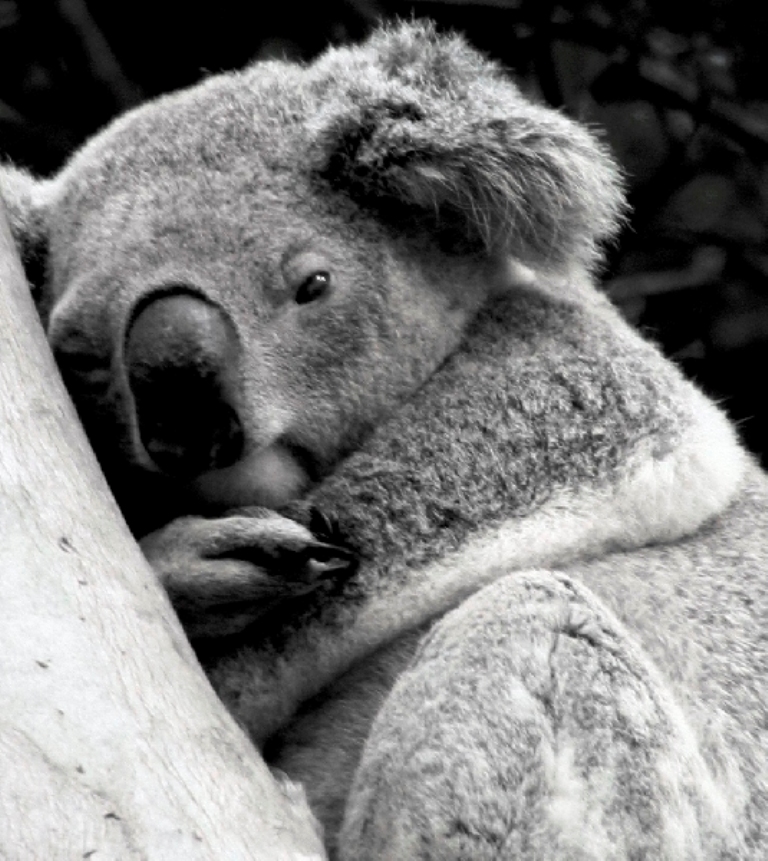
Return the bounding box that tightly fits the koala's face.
[40,65,490,533]
[11,23,623,533]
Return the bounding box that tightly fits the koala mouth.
[189,440,312,512]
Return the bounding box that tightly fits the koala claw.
[279,500,347,546]
[140,509,357,640]
[300,544,357,583]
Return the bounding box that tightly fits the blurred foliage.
[2,0,767,460]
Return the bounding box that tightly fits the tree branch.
[0,198,325,860]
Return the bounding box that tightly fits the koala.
[3,20,766,860]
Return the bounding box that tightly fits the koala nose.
[124,291,244,479]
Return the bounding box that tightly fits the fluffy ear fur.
[308,21,626,271]
[0,164,48,299]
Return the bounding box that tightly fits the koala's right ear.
[309,22,627,273]
[0,163,49,301]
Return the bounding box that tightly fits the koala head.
[2,21,625,534]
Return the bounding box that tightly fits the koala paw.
[140,508,357,640]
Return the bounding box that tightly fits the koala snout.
[124,291,244,479]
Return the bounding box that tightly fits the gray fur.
[237,272,757,859]
[2,20,765,860]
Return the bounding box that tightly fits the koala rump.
[3,19,766,861]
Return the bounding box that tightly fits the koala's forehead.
[45,62,378,282]
[57,63,315,208]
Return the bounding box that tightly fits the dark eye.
[295,271,332,305]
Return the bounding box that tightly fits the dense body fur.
[2,21,766,859]
[223,271,757,858]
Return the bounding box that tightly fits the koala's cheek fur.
[262,245,490,479]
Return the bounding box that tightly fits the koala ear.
[0,163,49,301]
[310,22,626,272]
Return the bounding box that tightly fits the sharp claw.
[307,505,336,541]
[300,542,358,583]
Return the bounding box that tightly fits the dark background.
[2,0,767,462]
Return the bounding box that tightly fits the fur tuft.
[309,21,627,270]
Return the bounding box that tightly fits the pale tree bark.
[0,198,326,860]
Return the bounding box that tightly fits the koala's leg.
[339,571,739,861]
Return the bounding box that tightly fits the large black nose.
[124,291,244,478]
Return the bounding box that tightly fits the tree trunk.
[0,198,325,860]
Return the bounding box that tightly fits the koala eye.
[295,271,332,305]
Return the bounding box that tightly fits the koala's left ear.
[309,22,626,272]
[0,164,49,302]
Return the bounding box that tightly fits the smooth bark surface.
[0,198,325,860]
